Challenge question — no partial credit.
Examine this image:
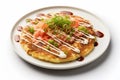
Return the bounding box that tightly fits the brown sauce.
[95,31,104,38]
[47,14,52,17]
[60,11,73,15]
[17,26,23,31]
[36,42,43,46]
[94,42,98,46]
[36,13,45,17]
[87,27,96,35]
[77,56,84,61]
[28,44,42,52]
[14,35,20,42]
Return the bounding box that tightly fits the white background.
[0,0,120,80]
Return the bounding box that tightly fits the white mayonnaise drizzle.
[76,37,88,44]
[47,33,80,53]
[20,13,97,59]
[58,31,88,45]
[37,15,49,20]
[80,31,95,39]
[22,38,66,58]
[79,22,92,27]
[22,31,67,58]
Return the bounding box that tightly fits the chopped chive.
[46,15,73,34]
[26,18,32,23]
[66,35,71,40]
[48,39,54,44]
[78,26,88,33]
[48,39,58,47]
[53,42,58,47]
[40,18,44,21]
[32,21,39,25]
[46,45,50,50]
[29,27,35,34]
[64,51,68,54]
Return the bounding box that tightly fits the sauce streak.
[95,31,104,38]
[17,26,23,31]
[94,42,98,46]
[14,35,20,42]
[77,56,84,61]
[60,11,73,15]
[37,13,45,17]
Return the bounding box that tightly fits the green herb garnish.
[40,18,44,21]
[53,42,58,47]
[64,51,68,54]
[46,45,50,50]
[46,15,74,34]
[29,27,35,34]
[26,18,32,23]
[32,21,39,25]
[43,28,47,32]
[48,39,58,47]
[66,35,71,40]
[48,39,54,44]
[78,26,88,33]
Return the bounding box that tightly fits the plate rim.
[11,6,111,70]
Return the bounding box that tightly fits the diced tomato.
[33,21,49,40]
[34,21,48,30]
[33,29,50,40]
[33,30,45,38]
[43,35,51,41]
[72,20,79,28]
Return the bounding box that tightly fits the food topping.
[28,26,35,34]
[14,35,20,42]
[95,31,104,38]
[17,26,23,31]
[60,11,73,15]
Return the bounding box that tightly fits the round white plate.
[11,6,110,70]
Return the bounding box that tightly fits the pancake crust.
[20,37,95,63]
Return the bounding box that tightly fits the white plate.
[11,6,110,70]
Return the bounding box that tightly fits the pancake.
[16,11,101,63]
[20,37,95,63]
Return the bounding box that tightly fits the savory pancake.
[20,40,80,63]
[20,33,95,63]
[15,11,103,63]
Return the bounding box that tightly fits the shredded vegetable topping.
[46,15,74,34]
